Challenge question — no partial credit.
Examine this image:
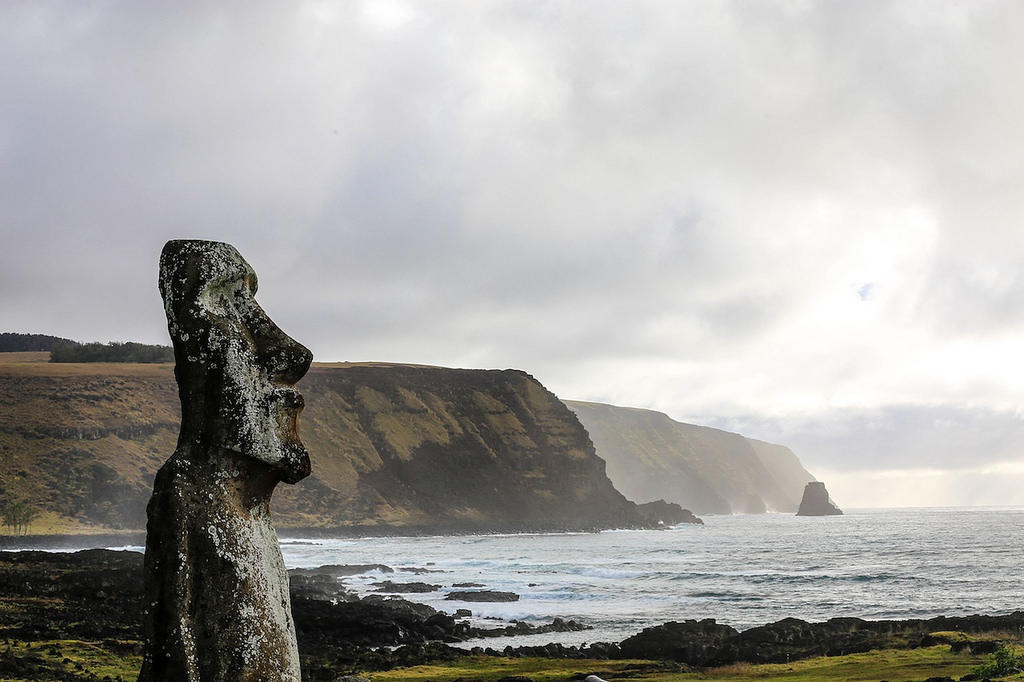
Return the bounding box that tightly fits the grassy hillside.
[0,356,640,534]
[0,355,819,533]
[0,356,178,532]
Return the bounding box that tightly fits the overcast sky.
[3,1,1023,508]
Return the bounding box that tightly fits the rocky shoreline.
[1,549,1021,680]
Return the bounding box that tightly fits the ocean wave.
[281,507,1024,642]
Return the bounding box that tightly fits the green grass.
[2,642,1022,682]
[356,647,1024,682]
[359,645,1024,682]
[359,657,681,682]
[0,638,142,681]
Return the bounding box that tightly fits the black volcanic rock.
[6,549,1024,672]
[618,619,738,664]
[373,580,441,593]
[445,590,520,602]
[613,613,1024,667]
[795,481,843,516]
[0,549,582,668]
[635,499,703,525]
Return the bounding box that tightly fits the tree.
[1,499,40,536]
[49,340,173,363]
[0,332,75,352]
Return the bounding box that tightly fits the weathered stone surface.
[795,481,843,516]
[139,240,313,681]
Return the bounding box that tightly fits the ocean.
[277,506,1024,647]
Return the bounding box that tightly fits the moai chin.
[139,240,312,681]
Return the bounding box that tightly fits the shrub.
[972,645,1024,678]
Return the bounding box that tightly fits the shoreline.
[0,531,147,550]
[5,505,1023,550]
[0,548,1019,680]
[0,523,656,550]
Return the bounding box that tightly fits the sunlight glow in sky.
[2,1,1024,508]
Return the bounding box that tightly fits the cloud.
[2,1,1024,506]
[704,404,1024,507]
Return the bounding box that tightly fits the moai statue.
[139,240,312,681]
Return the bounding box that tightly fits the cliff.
[275,363,642,532]
[564,400,815,514]
[0,355,642,533]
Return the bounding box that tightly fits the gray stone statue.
[139,240,312,681]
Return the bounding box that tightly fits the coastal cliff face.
[564,400,815,515]
[274,363,642,532]
[0,356,641,533]
[0,354,820,531]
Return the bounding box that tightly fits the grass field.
[1,644,1016,682]
[329,646,1023,682]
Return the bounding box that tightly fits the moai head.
[158,240,311,485]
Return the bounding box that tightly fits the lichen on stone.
[139,240,311,681]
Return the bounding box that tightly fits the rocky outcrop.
[635,499,703,525]
[615,613,1024,667]
[445,590,520,602]
[5,549,1024,674]
[0,549,586,670]
[795,481,843,516]
[617,619,739,662]
[565,401,815,515]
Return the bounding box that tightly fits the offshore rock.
[635,499,703,525]
[446,590,520,602]
[795,481,843,516]
[139,240,313,681]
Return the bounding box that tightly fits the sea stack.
[795,481,843,516]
